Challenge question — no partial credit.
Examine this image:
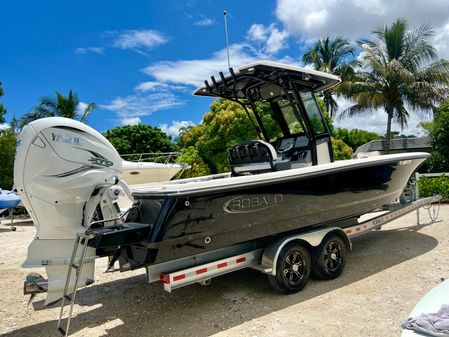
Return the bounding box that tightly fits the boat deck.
[129,153,429,197]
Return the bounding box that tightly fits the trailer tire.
[311,234,346,280]
[268,242,311,294]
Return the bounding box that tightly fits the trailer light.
[160,274,170,284]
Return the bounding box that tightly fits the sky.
[1,0,449,138]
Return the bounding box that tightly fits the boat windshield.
[300,91,327,135]
[278,99,303,135]
[251,93,322,142]
[244,87,328,143]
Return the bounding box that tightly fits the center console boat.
[14,61,428,306]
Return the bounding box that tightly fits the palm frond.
[337,104,374,121]
[394,105,410,130]
[79,103,97,123]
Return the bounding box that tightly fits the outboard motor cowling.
[14,117,123,304]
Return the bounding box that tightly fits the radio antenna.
[223,10,231,69]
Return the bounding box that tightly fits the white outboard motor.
[14,117,125,304]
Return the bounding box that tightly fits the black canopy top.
[193,61,341,101]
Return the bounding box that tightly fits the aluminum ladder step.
[56,232,93,336]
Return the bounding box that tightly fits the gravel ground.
[0,204,448,337]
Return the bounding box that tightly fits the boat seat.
[228,140,277,176]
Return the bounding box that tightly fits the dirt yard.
[0,204,448,337]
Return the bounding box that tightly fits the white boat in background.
[120,152,189,185]
[122,161,189,185]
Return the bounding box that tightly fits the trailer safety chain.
[423,200,441,222]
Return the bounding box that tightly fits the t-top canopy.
[194,61,341,101]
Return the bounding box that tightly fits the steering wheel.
[278,140,295,154]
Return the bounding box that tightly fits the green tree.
[104,124,177,155]
[302,36,359,117]
[335,128,381,151]
[21,90,96,126]
[426,101,449,171]
[387,131,416,139]
[180,99,282,174]
[176,146,211,178]
[0,129,16,189]
[332,138,353,160]
[338,18,449,153]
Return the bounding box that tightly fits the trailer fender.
[261,227,351,276]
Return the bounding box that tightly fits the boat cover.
[0,190,21,209]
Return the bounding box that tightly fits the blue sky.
[1,0,449,138]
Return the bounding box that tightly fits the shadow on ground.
[3,221,440,337]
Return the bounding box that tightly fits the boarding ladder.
[56,209,131,337]
[57,231,95,336]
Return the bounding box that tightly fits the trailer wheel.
[268,242,311,294]
[311,234,346,280]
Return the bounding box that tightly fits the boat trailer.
[50,194,441,336]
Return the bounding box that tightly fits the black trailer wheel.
[311,234,346,280]
[268,242,311,294]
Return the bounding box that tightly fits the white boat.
[122,160,188,185]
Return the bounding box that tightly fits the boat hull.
[122,161,183,185]
[118,155,426,269]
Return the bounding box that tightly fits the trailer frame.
[56,194,441,336]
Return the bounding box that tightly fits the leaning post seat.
[228,140,277,176]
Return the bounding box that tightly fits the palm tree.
[21,90,96,126]
[302,36,359,117]
[338,18,449,152]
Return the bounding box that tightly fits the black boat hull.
[117,156,426,269]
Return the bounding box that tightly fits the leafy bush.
[417,175,449,199]
[176,146,211,178]
[332,138,353,160]
[334,128,381,151]
[426,102,449,172]
[103,124,177,155]
[0,129,16,189]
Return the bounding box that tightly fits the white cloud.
[134,81,190,93]
[334,97,431,137]
[75,29,168,55]
[276,0,449,42]
[0,123,9,130]
[247,24,267,42]
[101,92,184,119]
[143,44,264,87]
[247,24,289,54]
[194,18,214,26]
[75,47,105,54]
[121,117,141,125]
[266,28,289,54]
[434,23,449,60]
[134,81,160,92]
[160,120,195,139]
[112,29,167,50]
